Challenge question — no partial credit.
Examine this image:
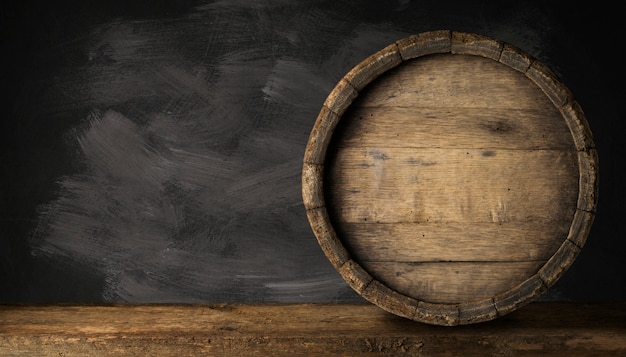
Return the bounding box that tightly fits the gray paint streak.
[32,108,347,302]
[27,3,362,302]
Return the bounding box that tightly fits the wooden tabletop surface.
[1,302,624,356]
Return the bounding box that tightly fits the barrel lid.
[302,30,598,326]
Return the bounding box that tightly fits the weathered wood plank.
[361,261,544,303]
[526,60,572,107]
[1,303,624,356]
[451,31,503,60]
[303,106,341,164]
[304,206,350,269]
[343,43,402,91]
[338,222,567,262]
[301,162,325,209]
[335,106,574,149]
[494,274,546,316]
[355,54,550,109]
[396,29,451,60]
[326,147,578,223]
[322,78,358,116]
[499,43,533,73]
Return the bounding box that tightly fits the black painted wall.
[1,0,624,303]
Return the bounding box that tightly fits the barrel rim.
[301,30,598,326]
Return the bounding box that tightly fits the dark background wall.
[1,0,624,303]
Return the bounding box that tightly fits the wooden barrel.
[302,30,598,326]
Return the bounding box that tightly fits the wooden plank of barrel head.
[302,30,598,326]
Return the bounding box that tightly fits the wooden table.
[1,302,624,356]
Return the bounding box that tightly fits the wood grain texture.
[332,107,575,149]
[336,222,568,262]
[1,303,624,356]
[302,31,599,325]
[343,43,403,91]
[361,261,545,303]
[499,43,533,73]
[355,54,549,109]
[451,31,503,60]
[396,30,451,60]
[327,147,578,224]
[322,79,358,117]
